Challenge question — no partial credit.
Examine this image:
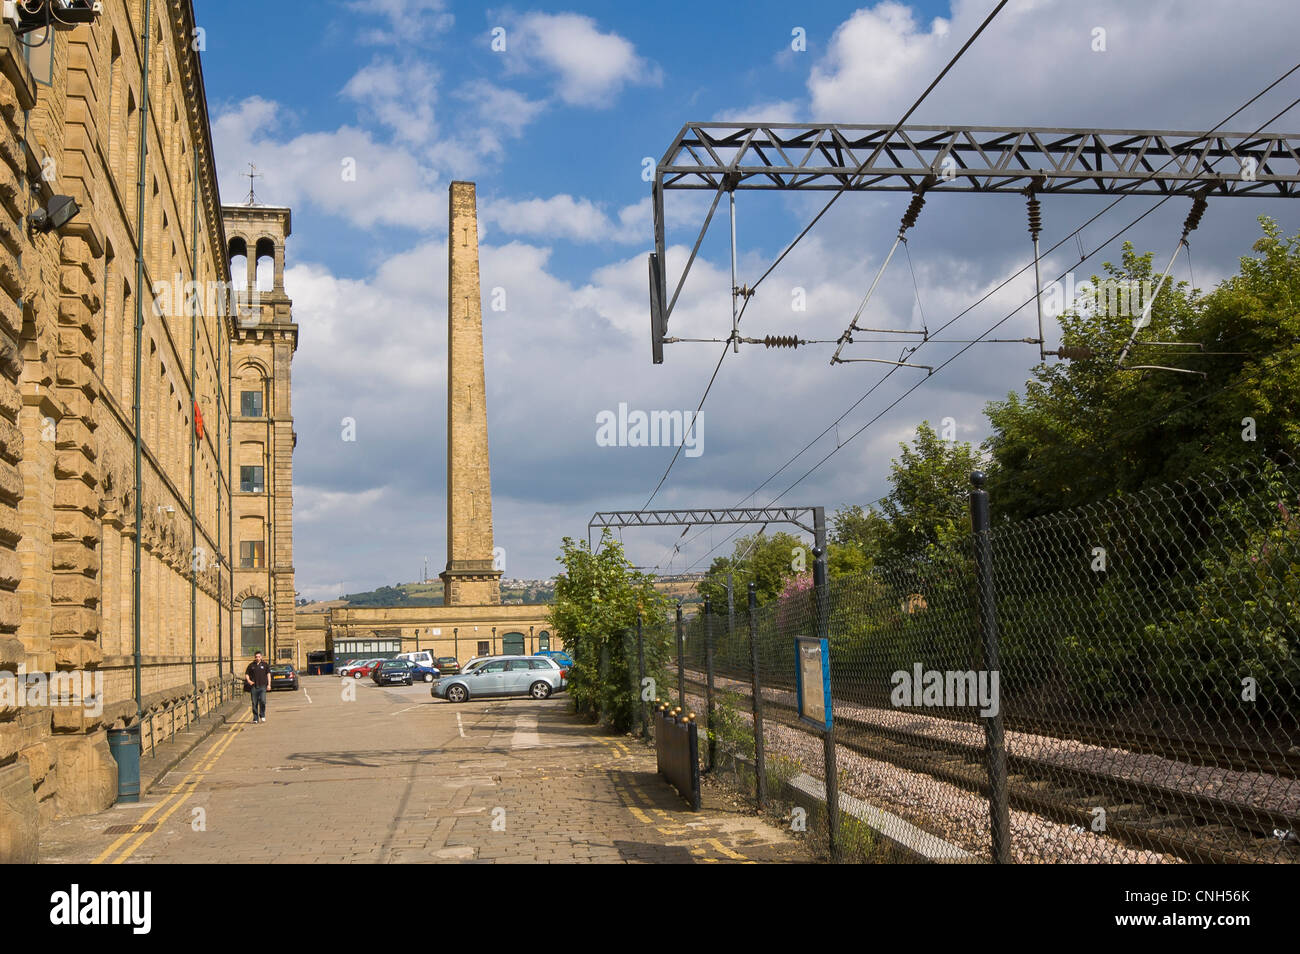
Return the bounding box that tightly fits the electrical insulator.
[899,192,926,234]
[1183,194,1208,235]
[1055,345,1095,360]
[1026,195,1043,241]
[763,335,800,349]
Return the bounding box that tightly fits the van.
[398,650,435,668]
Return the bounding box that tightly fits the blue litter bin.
[107,725,141,803]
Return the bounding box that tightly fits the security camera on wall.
[4,0,103,37]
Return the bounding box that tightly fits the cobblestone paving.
[40,676,812,864]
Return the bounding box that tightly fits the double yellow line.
[93,713,249,864]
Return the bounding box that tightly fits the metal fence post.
[676,601,685,710]
[812,545,840,860]
[703,597,716,772]
[637,613,648,740]
[971,471,1010,864]
[748,582,766,809]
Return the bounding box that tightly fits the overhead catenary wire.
[638,0,1010,517]
[744,0,1011,297]
[831,191,930,365]
[677,192,1183,572]
[1115,191,1210,373]
[659,75,1300,570]
[648,67,1300,571]
[678,87,1300,571]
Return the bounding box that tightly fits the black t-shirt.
[246,660,271,688]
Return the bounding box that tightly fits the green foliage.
[878,421,984,562]
[1143,471,1300,716]
[697,530,806,609]
[549,533,670,731]
[340,584,442,607]
[984,219,1300,519]
[709,690,755,759]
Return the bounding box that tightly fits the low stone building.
[301,604,558,667]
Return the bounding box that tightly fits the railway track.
[678,670,1300,863]
[683,663,1300,779]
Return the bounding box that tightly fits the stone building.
[301,603,557,666]
[0,1,296,861]
[224,202,296,670]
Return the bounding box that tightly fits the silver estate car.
[431,655,566,703]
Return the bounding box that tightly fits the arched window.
[255,237,275,292]
[241,598,266,655]
[537,631,551,651]
[228,237,248,291]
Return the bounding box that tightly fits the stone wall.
[0,2,255,861]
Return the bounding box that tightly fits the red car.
[351,658,388,679]
[340,657,382,679]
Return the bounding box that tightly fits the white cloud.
[345,0,455,45]
[212,96,445,231]
[807,0,1300,128]
[480,194,647,244]
[504,12,661,107]
[713,101,802,124]
[454,80,546,137]
[342,58,439,145]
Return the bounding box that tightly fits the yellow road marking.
[94,713,248,864]
[708,837,747,861]
[628,806,653,825]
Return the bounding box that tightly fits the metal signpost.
[796,631,839,860]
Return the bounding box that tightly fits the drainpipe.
[132,0,153,720]
[226,280,233,672]
[189,141,198,712]
[215,270,222,685]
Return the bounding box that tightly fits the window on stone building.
[240,465,264,493]
[256,238,275,292]
[239,541,265,568]
[477,641,490,656]
[538,631,550,651]
[241,598,266,655]
[240,390,263,417]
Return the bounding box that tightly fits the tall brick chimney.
[440,182,502,606]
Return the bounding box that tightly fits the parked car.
[536,649,574,669]
[372,659,415,686]
[408,662,441,683]
[269,664,299,691]
[398,650,436,669]
[435,656,461,675]
[432,655,566,703]
[337,658,375,678]
[352,658,386,679]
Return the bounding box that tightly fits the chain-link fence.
[646,456,1300,863]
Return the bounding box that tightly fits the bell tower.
[223,202,297,662]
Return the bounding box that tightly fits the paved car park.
[39,676,813,864]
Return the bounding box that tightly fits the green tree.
[878,421,985,562]
[696,530,805,609]
[984,220,1300,519]
[549,533,669,730]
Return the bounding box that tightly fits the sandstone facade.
[0,2,295,860]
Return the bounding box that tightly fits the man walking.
[245,651,271,724]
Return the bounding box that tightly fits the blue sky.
[190,0,1300,599]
